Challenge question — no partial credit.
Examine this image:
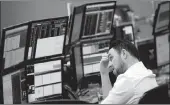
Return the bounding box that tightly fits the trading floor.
[0,0,169,104]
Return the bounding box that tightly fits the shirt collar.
[124,61,148,77]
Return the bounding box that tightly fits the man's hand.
[100,53,113,98]
[100,53,111,75]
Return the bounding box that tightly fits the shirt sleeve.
[101,76,134,104]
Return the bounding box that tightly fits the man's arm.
[101,77,134,104]
[101,73,112,98]
[100,53,113,98]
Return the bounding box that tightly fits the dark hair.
[109,39,140,60]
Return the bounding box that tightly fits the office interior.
[0,0,169,104]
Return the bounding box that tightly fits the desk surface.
[79,83,102,103]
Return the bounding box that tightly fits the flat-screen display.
[3,69,26,104]
[155,33,169,67]
[3,25,28,69]
[34,78,62,98]
[154,2,170,34]
[83,2,115,38]
[35,36,64,58]
[28,17,67,59]
[82,40,110,75]
[115,24,135,44]
[27,60,62,101]
[34,60,61,74]
[122,25,134,41]
[70,2,116,45]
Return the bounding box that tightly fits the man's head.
[108,40,140,76]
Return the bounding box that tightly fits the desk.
[156,65,169,85]
[79,83,102,103]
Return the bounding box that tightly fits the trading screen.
[154,2,170,34]
[28,18,67,59]
[82,40,110,75]
[155,33,169,67]
[83,2,115,38]
[3,25,28,69]
[28,60,62,102]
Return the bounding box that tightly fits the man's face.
[107,48,124,76]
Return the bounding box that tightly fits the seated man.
[100,40,158,104]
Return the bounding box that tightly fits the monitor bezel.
[0,22,30,75]
[152,1,170,36]
[26,57,64,102]
[69,1,117,46]
[154,33,170,68]
[27,16,68,61]
[81,39,111,76]
[80,1,117,40]
[114,23,136,44]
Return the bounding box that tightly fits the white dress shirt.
[101,62,158,104]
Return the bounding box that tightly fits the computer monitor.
[1,23,29,70]
[2,68,27,104]
[153,1,170,35]
[114,24,135,44]
[27,59,63,103]
[28,16,68,60]
[82,40,110,76]
[137,38,157,69]
[155,33,170,67]
[72,46,84,84]
[69,1,116,45]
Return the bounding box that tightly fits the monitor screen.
[3,68,26,104]
[34,60,61,73]
[3,25,28,69]
[35,35,64,58]
[28,60,62,102]
[28,17,67,59]
[83,2,115,38]
[155,33,169,67]
[82,40,110,75]
[70,10,83,44]
[122,25,134,41]
[154,2,170,34]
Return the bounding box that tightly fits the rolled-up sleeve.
[101,76,134,104]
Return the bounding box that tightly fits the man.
[100,40,158,104]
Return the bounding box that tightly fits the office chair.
[138,83,170,104]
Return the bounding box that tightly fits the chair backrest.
[138,83,170,104]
